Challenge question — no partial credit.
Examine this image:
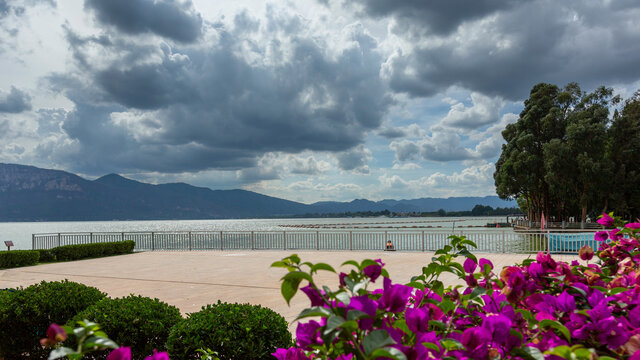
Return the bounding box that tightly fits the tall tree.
[607,90,640,218]
[494,83,566,221]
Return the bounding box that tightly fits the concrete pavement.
[0,250,579,330]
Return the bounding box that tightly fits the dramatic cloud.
[348,0,526,36]
[43,11,391,175]
[335,145,372,174]
[379,0,640,100]
[236,152,330,182]
[84,0,203,43]
[0,87,31,113]
[440,93,504,129]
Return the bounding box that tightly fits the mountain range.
[0,163,515,221]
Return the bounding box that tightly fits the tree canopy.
[494,83,640,222]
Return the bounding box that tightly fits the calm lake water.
[0,216,510,250]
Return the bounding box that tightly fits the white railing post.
[316,231,320,250]
[349,231,353,251]
[188,232,192,251]
[251,231,254,250]
[57,233,61,247]
[502,231,506,253]
[32,234,35,249]
[151,232,155,251]
[283,231,287,250]
[422,231,425,252]
[220,231,224,251]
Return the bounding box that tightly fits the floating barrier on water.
[548,233,599,253]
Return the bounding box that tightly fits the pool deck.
[0,251,579,330]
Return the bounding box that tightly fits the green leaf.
[439,299,455,314]
[469,286,487,300]
[363,330,395,355]
[48,347,76,360]
[422,342,440,352]
[370,347,407,360]
[82,336,119,350]
[512,346,544,360]
[311,262,336,274]
[325,315,345,332]
[288,254,301,264]
[346,309,369,321]
[282,271,313,283]
[335,291,351,306]
[539,320,571,342]
[281,277,302,305]
[440,338,464,351]
[405,281,426,291]
[609,287,628,295]
[568,285,587,297]
[270,260,291,269]
[341,260,360,267]
[294,306,332,321]
[428,320,446,331]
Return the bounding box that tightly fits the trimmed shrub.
[167,301,292,360]
[69,295,182,360]
[37,248,56,262]
[51,240,136,261]
[0,249,39,268]
[0,280,106,359]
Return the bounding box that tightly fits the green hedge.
[0,250,39,269]
[0,280,106,359]
[167,302,292,360]
[37,249,55,262]
[51,240,136,261]
[70,295,183,360]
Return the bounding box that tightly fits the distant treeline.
[286,205,522,218]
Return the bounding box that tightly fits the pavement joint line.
[16,270,280,290]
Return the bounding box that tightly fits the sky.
[1,0,640,204]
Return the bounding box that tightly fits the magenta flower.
[609,228,623,241]
[272,348,310,360]
[479,258,493,272]
[296,320,322,349]
[625,222,640,229]
[300,284,324,306]
[579,245,594,261]
[595,231,608,242]
[347,295,377,330]
[555,291,576,313]
[40,323,67,347]
[463,257,477,274]
[107,347,132,360]
[144,350,169,360]
[482,314,512,344]
[379,277,412,313]
[338,272,348,287]
[363,259,384,282]
[597,213,615,227]
[333,355,354,360]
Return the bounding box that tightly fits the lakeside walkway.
[0,251,579,330]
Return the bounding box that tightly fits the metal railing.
[32,229,601,254]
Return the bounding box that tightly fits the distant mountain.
[0,163,516,221]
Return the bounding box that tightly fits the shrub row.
[1,280,292,360]
[51,240,136,261]
[0,249,40,269]
[0,280,106,359]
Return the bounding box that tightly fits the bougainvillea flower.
[107,347,132,360]
[405,306,431,334]
[465,274,477,287]
[296,320,322,349]
[338,273,348,288]
[40,323,67,347]
[482,314,512,345]
[463,258,477,274]
[595,231,609,242]
[479,258,493,272]
[536,252,557,270]
[272,348,310,360]
[555,291,576,313]
[461,326,490,359]
[347,295,378,330]
[609,228,623,241]
[144,351,169,360]
[300,284,325,306]
[626,222,640,229]
[598,213,615,227]
[363,259,384,282]
[380,277,412,313]
[579,245,594,261]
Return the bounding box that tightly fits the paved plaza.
[0,251,579,330]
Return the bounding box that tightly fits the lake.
[0,216,510,250]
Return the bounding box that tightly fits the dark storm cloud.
[0,86,31,113]
[44,18,392,175]
[348,0,527,36]
[84,0,202,43]
[376,0,640,100]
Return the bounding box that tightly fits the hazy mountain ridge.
[0,163,515,221]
